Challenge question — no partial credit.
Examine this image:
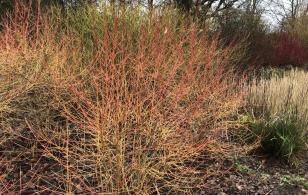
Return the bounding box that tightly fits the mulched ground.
[201,154,308,195]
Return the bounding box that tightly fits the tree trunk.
[148,0,154,12]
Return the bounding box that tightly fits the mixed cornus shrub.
[0,2,243,194]
[270,32,308,67]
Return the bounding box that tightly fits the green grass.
[248,115,306,159]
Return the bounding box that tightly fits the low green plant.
[280,175,308,189]
[239,113,307,161]
[235,161,254,174]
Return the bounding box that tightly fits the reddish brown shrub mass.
[270,32,308,67]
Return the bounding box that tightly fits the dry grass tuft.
[247,69,308,123]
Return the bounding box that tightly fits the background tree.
[268,0,308,29]
[214,0,270,66]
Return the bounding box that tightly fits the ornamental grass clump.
[243,68,308,161]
